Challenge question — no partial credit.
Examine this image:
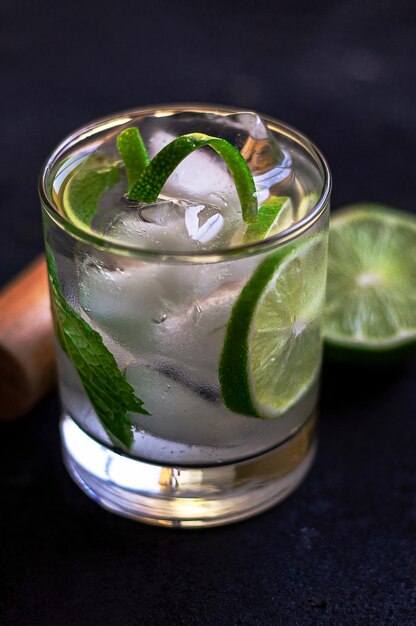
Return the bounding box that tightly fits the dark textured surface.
[1,1,416,624]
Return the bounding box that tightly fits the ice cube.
[145,127,240,211]
[80,111,294,252]
[124,364,254,446]
[184,204,224,243]
[77,246,258,382]
[95,190,242,252]
[234,112,283,175]
[144,110,293,209]
[77,251,198,357]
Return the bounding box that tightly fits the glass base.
[61,414,317,528]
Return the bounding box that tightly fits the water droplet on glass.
[192,302,202,324]
[152,313,167,324]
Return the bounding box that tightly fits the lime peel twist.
[116,127,150,191]
[119,131,259,224]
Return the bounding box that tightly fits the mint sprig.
[46,245,149,450]
[126,133,258,223]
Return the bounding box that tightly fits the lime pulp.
[324,203,416,353]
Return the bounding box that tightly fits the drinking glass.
[39,105,331,527]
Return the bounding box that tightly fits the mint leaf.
[65,156,120,227]
[127,133,258,223]
[117,127,150,191]
[46,245,149,450]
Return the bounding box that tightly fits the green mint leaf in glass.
[117,127,150,191]
[63,155,120,229]
[46,245,149,450]
[127,133,258,223]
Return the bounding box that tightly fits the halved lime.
[324,203,416,354]
[219,233,327,418]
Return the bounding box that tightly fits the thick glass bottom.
[61,414,317,528]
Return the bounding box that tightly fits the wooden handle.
[0,256,56,420]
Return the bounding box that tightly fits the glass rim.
[39,103,332,262]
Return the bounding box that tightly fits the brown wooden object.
[0,256,56,420]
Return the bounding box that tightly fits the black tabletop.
[1,1,416,624]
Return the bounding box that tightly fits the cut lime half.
[219,233,327,418]
[324,203,416,354]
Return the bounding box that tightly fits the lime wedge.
[219,233,327,418]
[324,203,416,354]
[242,196,291,243]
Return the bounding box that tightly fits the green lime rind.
[117,127,150,191]
[128,133,258,223]
[242,196,290,243]
[324,339,416,366]
[219,233,326,418]
[64,155,120,228]
[46,244,150,450]
[219,257,273,417]
[324,203,416,354]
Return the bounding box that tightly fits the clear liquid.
[51,109,327,466]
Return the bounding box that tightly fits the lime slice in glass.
[219,233,327,418]
[62,156,120,230]
[298,192,319,220]
[324,203,416,354]
[239,192,319,246]
[242,196,292,243]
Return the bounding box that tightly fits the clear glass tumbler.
[39,105,331,527]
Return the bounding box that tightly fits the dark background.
[1,1,416,624]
